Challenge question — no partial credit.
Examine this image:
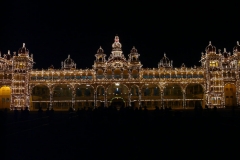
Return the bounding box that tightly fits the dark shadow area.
[2,105,240,159]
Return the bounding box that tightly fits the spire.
[224,48,226,52]
[23,43,25,47]
[68,55,70,58]
[209,41,211,45]
[115,35,119,42]
[237,41,239,45]
[112,35,122,51]
[8,50,10,55]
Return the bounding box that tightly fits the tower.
[200,41,223,108]
[11,43,34,110]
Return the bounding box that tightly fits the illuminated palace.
[0,36,239,110]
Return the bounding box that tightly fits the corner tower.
[11,43,34,110]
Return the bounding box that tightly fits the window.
[230,88,233,91]
[226,88,228,91]
[210,61,218,67]
[226,96,229,98]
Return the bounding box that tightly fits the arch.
[132,69,139,79]
[106,83,129,107]
[113,68,122,79]
[185,83,204,108]
[52,84,73,110]
[130,84,140,108]
[224,83,237,108]
[163,84,183,109]
[75,84,94,109]
[0,86,11,109]
[96,85,105,107]
[110,97,125,108]
[141,84,161,108]
[31,85,50,110]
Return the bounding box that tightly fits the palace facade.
[0,36,239,110]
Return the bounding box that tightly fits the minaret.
[11,43,34,110]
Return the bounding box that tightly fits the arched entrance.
[224,83,237,107]
[110,97,125,108]
[31,85,50,110]
[186,84,204,108]
[0,86,11,109]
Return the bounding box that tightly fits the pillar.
[138,90,141,108]
[72,89,76,109]
[128,91,131,107]
[183,91,186,109]
[94,91,97,109]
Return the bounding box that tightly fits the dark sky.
[0,0,239,69]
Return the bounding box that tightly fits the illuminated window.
[210,61,218,67]
[238,61,240,66]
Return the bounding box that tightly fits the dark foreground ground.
[1,108,240,159]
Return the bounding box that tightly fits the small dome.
[233,41,240,53]
[159,53,172,68]
[205,41,216,53]
[97,46,104,53]
[18,43,29,54]
[222,48,229,58]
[4,50,12,60]
[130,46,138,53]
[112,36,122,51]
[48,65,54,69]
[63,55,76,69]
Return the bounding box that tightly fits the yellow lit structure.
[0,37,239,110]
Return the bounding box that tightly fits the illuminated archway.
[186,84,204,108]
[141,84,161,108]
[75,84,94,109]
[110,97,125,108]
[96,85,105,107]
[224,83,237,107]
[163,84,183,109]
[106,83,129,107]
[53,84,73,110]
[31,85,50,110]
[0,86,11,109]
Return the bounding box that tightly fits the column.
[161,91,164,109]
[128,69,131,79]
[50,91,53,109]
[128,92,131,107]
[94,91,97,109]
[72,89,76,109]
[138,90,141,108]
[183,91,186,109]
[104,91,108,107]
[112,70,114,79]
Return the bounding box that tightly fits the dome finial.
[115,35,119,42]
[209,41,212,45]
[68,55,70,58]
[237,41,239,45]
[23,43,25,47]
[164,53,166,57]
[8,50,10,55]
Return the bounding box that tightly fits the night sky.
[0,1,239,69]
